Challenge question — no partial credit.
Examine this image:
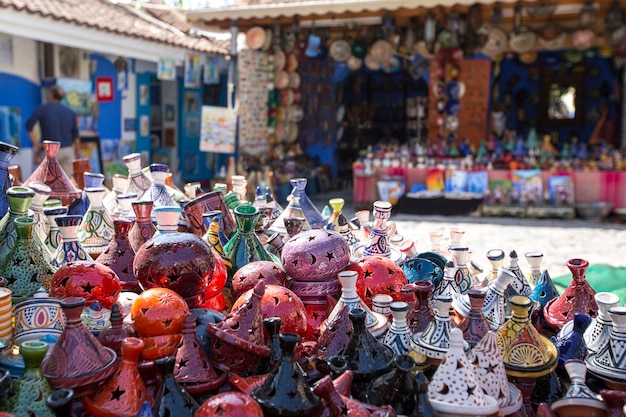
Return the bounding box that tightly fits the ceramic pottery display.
[525,251,544,286]
[290,177,326,229]
[362,200,402,263]
[131,288,188,360]
[23,141,81,205]
[506,250,532,297]
[584,292,620,354]
[0,288,12,353]
[13,289,64,347]
[206,281,270,375]
[498,296,558,378]
[0,186,35,260]
[134,228,216,308]
[329,308,395,400]
[353,255,408,308]
[587,306,626,387]
[530,269,560,309]
[402,252,444,287]
[457,287,491,348]
[544,258,598,331]
[103,174,129,215]
[449,246,474,294]
[195,391,263,417]
[281,228,350,282]
[46,388,77,417]
[383,301,417,356]
[141,164,176,220]
[123,153,151,200]
[269,186,312,235]
[83,337,152,417]
[97,303,137,359]
[434,261,462,300]
[42,297,117,396]
[0,141,19,219]
[174,313,228,396]
[96,219,138,293]
[403,281,435,334]
[231,284,308,337]
[0,217,56,297]
[483,267,516,330]
[224,204,280,275]
[314,373,396,417]
[231,174,247,202]
[551,360,607,417]
[486,249,505,284]
[114,192,137,221]
[312,302,353,365]
[68,172,105,217]
[50,215,90,267]
[323,270,388,338]
[152,356,199,417]
[365,354,417,415]
[71,157,91,188]
[128,201,156,252]
[0,341,54,417]
[254,317,282,375]
[552,313,590,373]
[429,231,451,260]
[327,198,344,231]
[252,333,321,417]
[28,182,52,244]
[51,261,121,309]
[414,295,467,363]
[202,210,230,249]
[185,190,236,238]
[44,206,67,253]
[428,328,499,417]
[337,213,362,254]
[231,261,288,300]
[77,187,115,256]
[151,205,181,234]
[468,331,523,414]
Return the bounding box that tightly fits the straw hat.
[246,26,266,50]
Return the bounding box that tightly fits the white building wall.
[0,34,39,83]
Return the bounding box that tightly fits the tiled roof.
[0,0,228,54]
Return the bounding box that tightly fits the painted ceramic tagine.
[551,359,607,417]
[122,153,151,200]
[352,255,408,309]
[544,258,598,332]
[23,140,81,205]
[587,306,626,390]
[428,328,500,417]
[252,333,321,417]
[231,261,288,300]
[50,261,121,310]
[28,182,52,245]
[362,200,403,263]
[0,186,36,260]
[583,292,620,354]
[128,200,156,252]
[50,215,90,267]
[195,391,263,417]
[403,280,435,334]
[42,297,117,396]
[95,219,137,293]
[0,140,19,219]
[205,281,270,375]
[77,187,115,257]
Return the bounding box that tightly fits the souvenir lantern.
[281,228,351,340]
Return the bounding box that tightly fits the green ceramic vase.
[224,204,279,275]
[0,340,54,417]
[0,217,57,298]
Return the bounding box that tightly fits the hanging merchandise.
[238,48,269,156]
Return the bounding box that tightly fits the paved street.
[310,190,626,280]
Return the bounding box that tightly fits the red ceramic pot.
[231,284,308,338]
[51,261,121,309]
[196,391,263,417]
[350,256,408,308]
[131,287,189,337]
[133,232,217,308]
[232,261,289,300]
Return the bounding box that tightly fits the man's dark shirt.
[25,103,78,148]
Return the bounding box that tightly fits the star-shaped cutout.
[291,259,298,267]
[12,257,22,266]
[485,363,495,373]
[178,358,189,368]
[387,267,395,275]
[325,252,334,261]
[111,386,125,401]
[30,273,39,284]
[162,318,173,328]
[82,282,95,293]
[364,269,373,279]
[467,385,476,396]
[116,249,126,257]
[308,236,316,242]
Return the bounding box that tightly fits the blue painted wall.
[90,54,121,140]
[0,73,41,148]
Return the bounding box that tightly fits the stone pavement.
[310,189,626,280]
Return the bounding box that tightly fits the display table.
[353,166,626,212]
